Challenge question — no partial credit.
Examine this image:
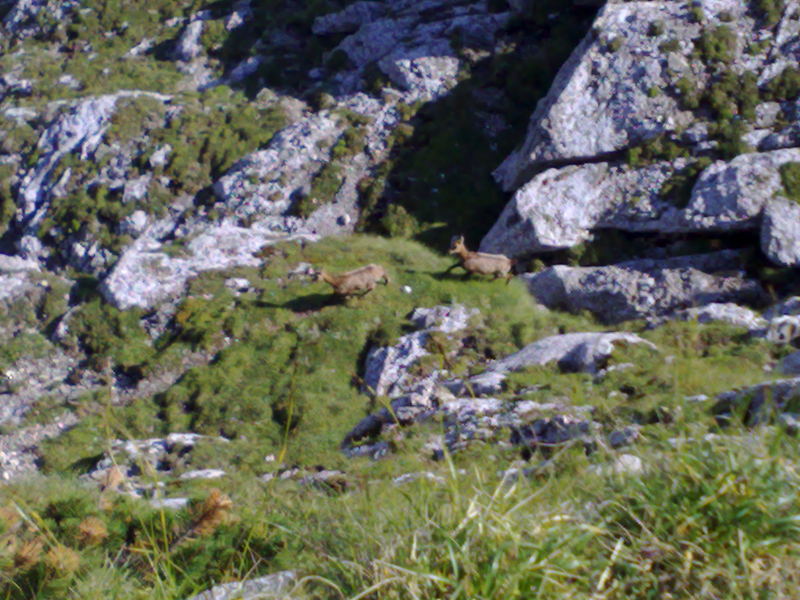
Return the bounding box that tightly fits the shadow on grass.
[258,293,341,313]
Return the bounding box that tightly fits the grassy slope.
[2,234,794,599]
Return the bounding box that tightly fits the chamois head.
[449,235,466,255]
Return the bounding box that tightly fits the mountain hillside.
[2,1,800,598]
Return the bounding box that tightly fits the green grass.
[6,415,800,598]
[40,235,596,473]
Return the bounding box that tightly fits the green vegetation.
[625,134,688,168]
[705,70,759,121]
[688,4,706,23]
[6,337,798,597]
[40,235,592,472]
[659,157,712,208]
[646,21,664,37]
[763,66,800,102]
[751,0,785,26]
[0,163,16,236]
[607,37,623,52]
[695,25,737,65]
[293,162,344,218]
[34,87,285,261]
[659,38,680,53]
[6,1,800,598]
[779,162,800,203]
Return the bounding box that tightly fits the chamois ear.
[449,235,464,248]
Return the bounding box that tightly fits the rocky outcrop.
[713,377,800,426]
[85,433,229,497]
[672,302,767,331]
[184,571,297,600]
[100,220,317,310]
[212,92,402,236]
[319,0,512,101]
[523,251,766,324]
[494,0,770,190]
[459,331,657,394]
[2,0,78,41]
[13,91,171,259]
[482,149,800,266]
[481,159,689,256]
[363,304,476,397]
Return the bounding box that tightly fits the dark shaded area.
[199,0,352,98]
[353,3,600,253]
[257,292,342,313]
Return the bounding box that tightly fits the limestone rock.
[454,331,655,394]
[609,426,640,449]
[100,220,317,310]
[363,304,476,397]
[713,377,800,425]
[184,572,297,600]
[523,251,766,324]
[588,453,644,475]
[174,18,207,62]
[326,0,511,100]
[482,149,800,266]
[493,332,655,375]
[761,197,800,266]
[2,0,78,41]
[213,112,345,222]
[495,0,753,190]
[86,433,229,495]
[780,351,800,375]
[481,159,689,256]
[510,415,595,455]
[13,91,171,258]
[312,1,387,34]
[672,302,767,331]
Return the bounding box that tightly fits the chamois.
[446,236,515,282]
[312,263,390,297]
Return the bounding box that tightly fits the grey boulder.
[523,252,766,324]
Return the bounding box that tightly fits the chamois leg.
[444,263,462,274]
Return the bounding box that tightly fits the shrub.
[0,164,15,236]
[659,157,712,208]
[752,0,784,26]
[676,76,700,109]
[625,134,688,167]
[659,38,680,53]
[293,162,344,218]
[647,21,665,37]
[779,162,800,203]
[689,4,705,23]
[380,204,419,238]
[711,118,753,159]
[696,25,737,65]
[607,37,623,52]
[764,67,800,102]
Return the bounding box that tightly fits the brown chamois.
[313,263,390,297]
[446,236,515,282]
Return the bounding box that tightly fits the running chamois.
[446,236,514,282]
[312,264,390,298]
